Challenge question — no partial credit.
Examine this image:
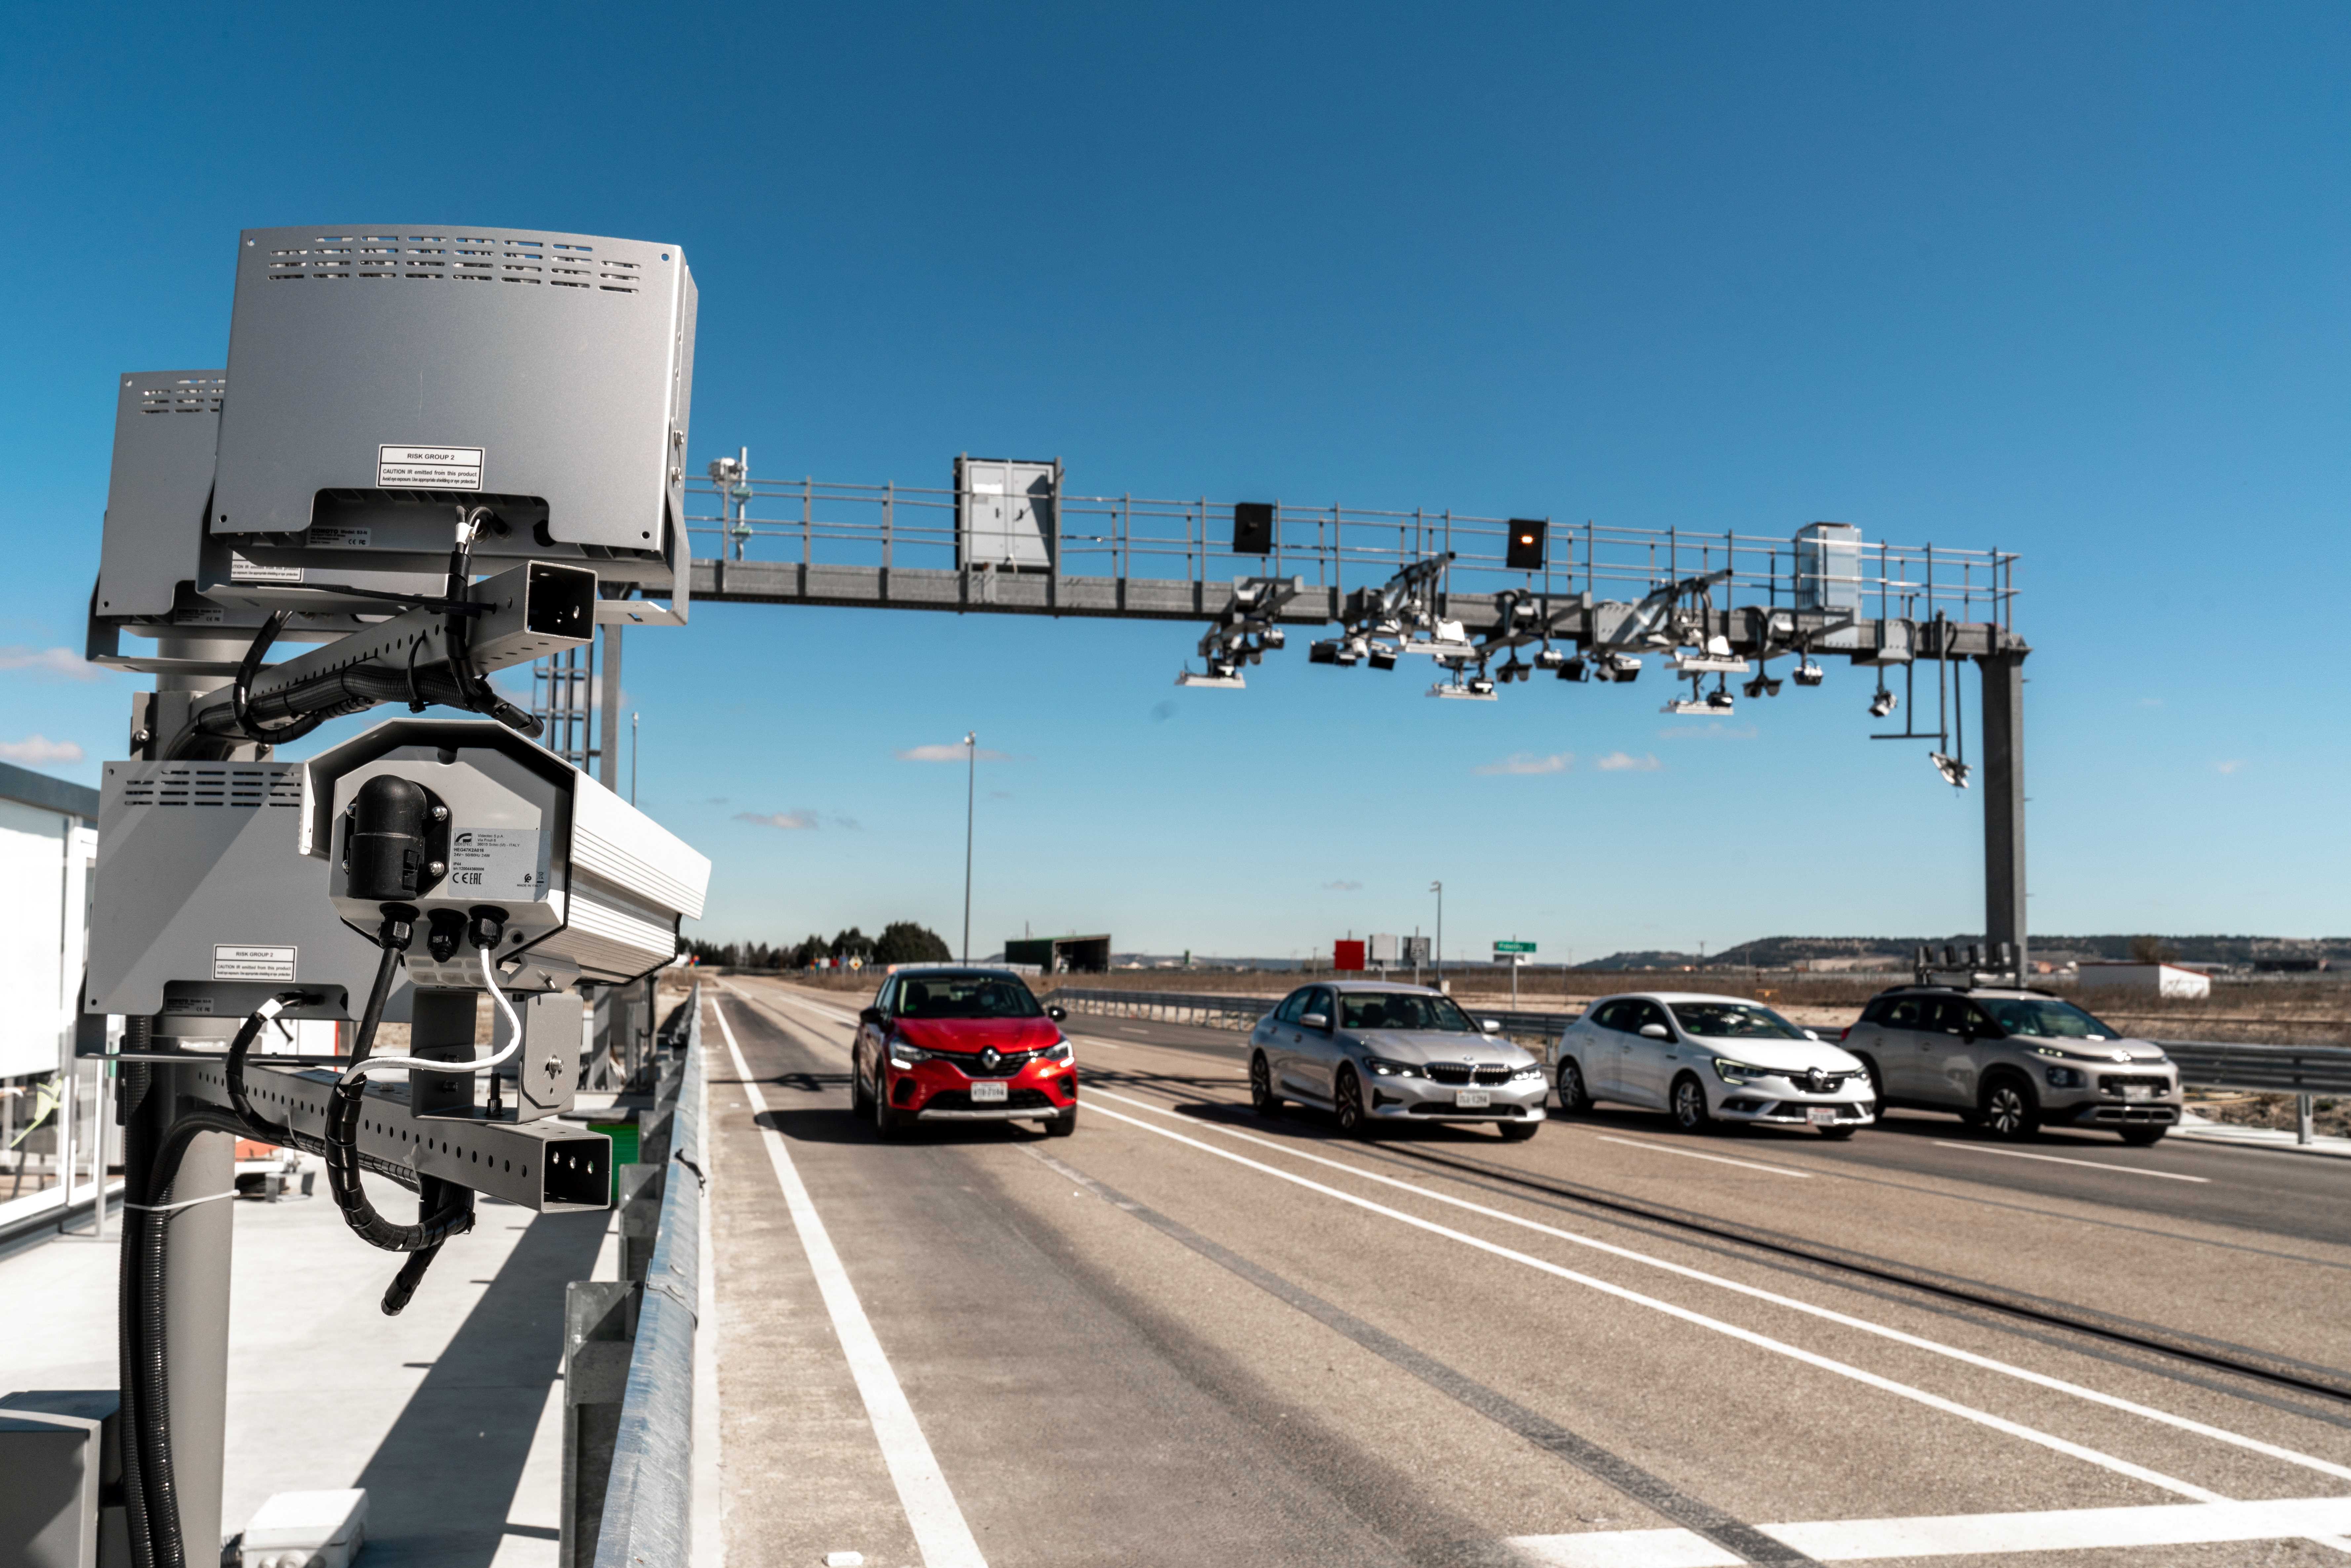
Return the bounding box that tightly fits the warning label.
[447,828,549,897]
[228,552,302,584]
[378,445,484,490]
[214,945,297,981]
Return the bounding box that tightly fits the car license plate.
[1807,1106,1837,1127]
[2124,1085,2153,1101]
[971,1080,1009,1104]
[1455,1089,1492,1109]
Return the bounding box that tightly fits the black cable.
[323,913,475,1257]
[222,991,331,1155]
[116,1061,154,1568]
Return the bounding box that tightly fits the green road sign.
[1493,940,1537,954]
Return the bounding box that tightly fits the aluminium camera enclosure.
[207,225,696,623]
[306,720,709,991]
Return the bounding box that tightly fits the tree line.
[686,921,953,971]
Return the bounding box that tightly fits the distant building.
[2075,961,2212,1000]
[0,762,98,1081]
[1004,934,1111,974]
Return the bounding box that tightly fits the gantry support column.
[1980,651,2028,974]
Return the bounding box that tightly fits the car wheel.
[1046,1106,1078,1138]
[1670,1073,1714,1134]
[1498,1117,1539,1142]
[1980,1074,2039,1140]
[872,1069,901,1140]
[1334,1067,1371,1138]
[1555,1058,1593,1115]
[2118,1125,2167,1147]
[1249,1052,1284,1117]
[850,1051,874,1116]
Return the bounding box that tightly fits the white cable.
[341,944,527,1081]
[126,1188,237,1216]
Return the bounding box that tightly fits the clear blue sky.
[4,3,2345,961]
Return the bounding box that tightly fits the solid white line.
[691,1020,724,1568]
[1930,1140,2211,1183]
[1511,1495,2351,1564]
[711,998,988,1568]
[1087,1086,2351,1488]
[1592,1134,1815,1178]
[1080,1096,2223,1502]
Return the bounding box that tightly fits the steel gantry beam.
[661,469,2031,958]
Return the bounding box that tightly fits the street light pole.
[1429,880,1443,989]
[962,730,977,963]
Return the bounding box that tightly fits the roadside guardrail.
[1055,988,2351,1099]
[564,981,702,1568]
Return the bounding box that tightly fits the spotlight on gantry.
[1743,674,1782,698]
[1792,660,1826,687]
[1868,687,1897,718]
[1931,752,1971,788]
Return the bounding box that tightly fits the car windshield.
[1976,998,2117,1040]
[1340,992,1477,1032]
[896,975,1044,1020]
[1667,1002,1809,1040]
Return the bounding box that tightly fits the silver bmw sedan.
[1248,980,1549,1139]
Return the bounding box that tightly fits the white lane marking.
[1512,1495,2351,1564]
[720,981,854,1058]
[1117,1026,1150,1034]
[1508,1528,1738,1567]
[1091,1088,2351,1488]
[1592,1134,1815,1178]
[760,988,862,1027]
[1930,1140,2212,1184]
[712,998,988,1568]
[1081,1097,2223,1503]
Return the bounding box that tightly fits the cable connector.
[467,906,508,952]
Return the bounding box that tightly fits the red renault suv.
[852,967,1078,1137]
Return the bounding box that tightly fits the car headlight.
[1040,1040,1074,1063]
[887,1037,933,1067]
[1509,1063,1544,1081]
[1364,1056,1422,1078]
[1711,1057,1764,1084]
[2030,1045,2083,1060]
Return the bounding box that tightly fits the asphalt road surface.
[703,978,2351,1567]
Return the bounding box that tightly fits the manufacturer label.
[214,944,297,981]
[447,827,550,896]
[378,445,484,490]
[228,552,303,584]
[305,525,372,548]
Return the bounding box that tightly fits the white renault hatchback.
[1549,992,1875,1137]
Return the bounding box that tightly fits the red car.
[853,967,1078,1137]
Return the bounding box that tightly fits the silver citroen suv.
[1837,986,2181,1144]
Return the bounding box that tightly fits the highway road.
[702,977,2351,1567]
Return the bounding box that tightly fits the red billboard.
[1333,940,1366,972]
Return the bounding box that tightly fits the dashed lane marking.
[1592,1134,1815,1178]
[1509,1494,2351,1564]
[711,997,988,1568]
[1025,1145,1815,1565]
[1089,1084,2351,1487]
[1928,1141,2212,1184]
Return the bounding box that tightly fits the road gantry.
[703,977,2351,1568]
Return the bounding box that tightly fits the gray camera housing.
[209,225,697,621]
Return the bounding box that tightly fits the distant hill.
[1575,934,2351,970]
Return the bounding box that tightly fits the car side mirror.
[1481,1018,1501,1034]
[1047,1004,1067,1022]
[1639,1023,1671,1040]
[1300,1012,1330,1031]
[858,1006,883,1027]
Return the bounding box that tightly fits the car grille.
[1408,1102,1525,1116]
[923,1088,1055,1112]
[925,1047,1040,1075]
[1775,1069,1854,1093]
[2097,1074,2171,1097]
[1423,1062,1514,1086]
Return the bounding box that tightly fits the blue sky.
[4,3,2346,960]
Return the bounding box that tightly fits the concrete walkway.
[1,1166,616,1565]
